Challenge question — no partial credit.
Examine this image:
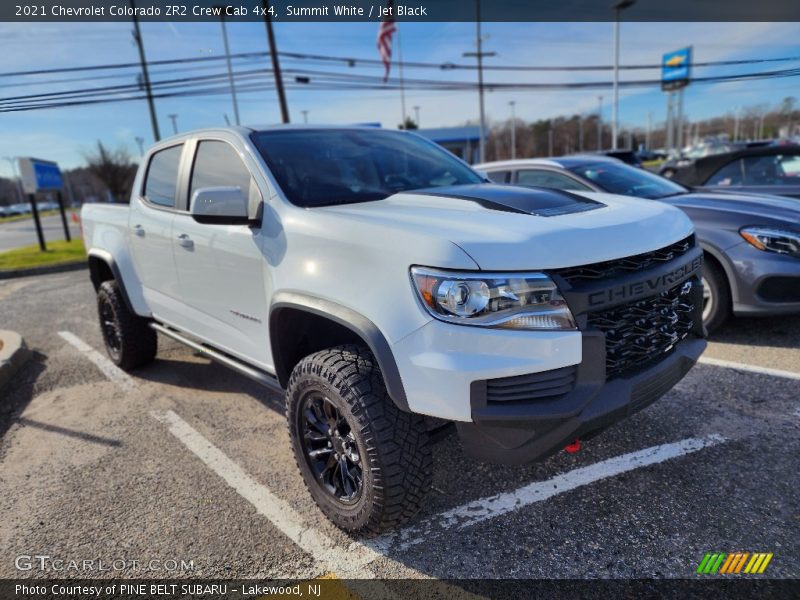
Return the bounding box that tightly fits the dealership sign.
[661,46,692,91]
[17,157,64,194]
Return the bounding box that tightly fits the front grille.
[588,280,696,379]
[556,235,694,286]
[486,365,577,405]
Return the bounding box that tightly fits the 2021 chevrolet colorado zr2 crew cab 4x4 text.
[81,126,706,533]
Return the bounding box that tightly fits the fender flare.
[87,249,136,314]
[269,292,410,412]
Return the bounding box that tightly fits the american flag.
[376,1,396,82]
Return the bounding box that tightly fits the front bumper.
[725,241,800,316]
[458,334,705,464]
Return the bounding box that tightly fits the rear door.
[129,143,186,319]
[169,136,271,368]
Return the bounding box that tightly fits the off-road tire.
[286,344,432,534]
[701,259,731,334]
[97,280,157,371]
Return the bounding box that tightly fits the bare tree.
[84,141,138,203]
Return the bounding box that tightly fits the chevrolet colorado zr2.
[81,126,706,533]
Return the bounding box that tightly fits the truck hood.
[319,184,693,270]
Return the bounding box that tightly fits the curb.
[0,260,87,281]
[0,330,32,391]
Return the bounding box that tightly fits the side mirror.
[190,186,250,225]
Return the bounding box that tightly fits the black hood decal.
[410,184,605,217]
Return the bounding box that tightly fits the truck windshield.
[566,161,688,199]
[251,129,483,207]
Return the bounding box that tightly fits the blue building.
[415,126,483,164]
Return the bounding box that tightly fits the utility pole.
[509,101,516,159]
[597,95,603,150]
[130,0,160,142]
[611,0,635,151]
[464,0,495,164]
[168,114,178,135]
[214,5,240,126]
[646,111,652,149]
[262,0,289,123]
[413,105,421,128]
[676,88,684,150]
[134,136,145,157]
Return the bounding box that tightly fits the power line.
[2,51,798,80]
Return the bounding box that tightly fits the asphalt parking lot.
[1,269,798,582]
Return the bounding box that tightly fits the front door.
[170,138,271,368]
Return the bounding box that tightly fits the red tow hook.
[564,439,582,454]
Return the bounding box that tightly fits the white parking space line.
[368,434,726,554]
[151,409,383,580]
[698,356,800,381]
[58,331,137,392]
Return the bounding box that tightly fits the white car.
[81,126,706,533]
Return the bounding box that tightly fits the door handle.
[177,233,194,249]
[132,224,145,237]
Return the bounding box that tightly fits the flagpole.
[397,28,407,128]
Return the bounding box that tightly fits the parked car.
[82,126,705,533]
[667,145,800,199]
[659,142,738,179]
[599,149,642,168]
[8,202,31,215]
[477,156,800,331]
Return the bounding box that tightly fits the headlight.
[740,227,800,258]
[410,267,576,330]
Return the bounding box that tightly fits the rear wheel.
[286,345,431,534]
[97,280,157,371]
[701,259,731,333]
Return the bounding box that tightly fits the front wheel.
[701,260,731,333]
[286,345,432,534]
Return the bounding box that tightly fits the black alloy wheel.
[300,392,363,504]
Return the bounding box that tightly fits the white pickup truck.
[82,126,706,533]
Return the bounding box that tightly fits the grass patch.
[0,238,86,271]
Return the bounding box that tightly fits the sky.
[1,20,800,173]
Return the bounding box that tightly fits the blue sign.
[18,157,64,194]
[662,47,692,91]
[32,160,64,190]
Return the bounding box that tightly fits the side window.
[707,160,744,186]
[742,155,795,185]
[144,145,183,207]
[516,169,591,191]
[486,170,510,184]
[189,140,256,210]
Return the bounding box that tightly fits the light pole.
[597,95,604,150]
[134,136,145,157]
[464,0,495,164]
[301,110,308,124]
[168,114,179,135]
[215,5,241,126]
[646,111,652,150]
[413,105,420,128]
[611,0,635,150]
[508,101,516,159]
